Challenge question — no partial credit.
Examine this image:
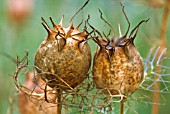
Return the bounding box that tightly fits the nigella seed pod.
[34,17,91,90]
[92,6,149,96]
[34,1,91,90]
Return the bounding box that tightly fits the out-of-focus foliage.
[0,0,170,114]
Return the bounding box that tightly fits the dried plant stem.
[120,101,124,114]
[56,90,62,114]
[152,0,170,114]
[159,1,170,47]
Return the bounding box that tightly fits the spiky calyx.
[34,17,91,90]
[92,8,149,96]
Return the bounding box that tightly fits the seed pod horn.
[92,4,149,97]
[34,0,91,91]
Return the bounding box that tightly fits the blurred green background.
[0,0,170,114]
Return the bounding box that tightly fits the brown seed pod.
[34,0,91,90]
[91,5,149,96]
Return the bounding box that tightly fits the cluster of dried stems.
[13,51,122,113]
[12,45,170,114]
[11,0,170,114]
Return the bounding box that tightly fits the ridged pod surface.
[34,17,91,90]
[93,38,144,96]
[92,7,149,96]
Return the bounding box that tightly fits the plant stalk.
[120,101,124,114]
[152,0,170,114]
[56,90,62,114]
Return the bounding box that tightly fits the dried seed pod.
[34,1,91,90]
[92,6,149,96]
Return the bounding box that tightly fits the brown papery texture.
[34,17,91,90]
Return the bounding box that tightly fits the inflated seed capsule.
[34,0,91,90]
[92,5,149,96]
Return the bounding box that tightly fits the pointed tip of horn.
[41,17,51,33]
[59,15,64,26]
[146,18,150,22]
[49,17,56,27]
[41,17,44,21]
[118,23,122,38]
[69,22,74,29]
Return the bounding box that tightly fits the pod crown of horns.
[91,4,149,49]
[41,17,87,41]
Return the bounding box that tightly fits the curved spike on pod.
[131,27,139,44]
[102,31,110,42]
[98,8,114,38]
[41,17,51,33]
[118,23,122,38]
[84,14,91,30]
[129,18,150,40]
[70,0,89,23]
[86,15,104,40]
[120,3,130,37]
[75,19,83,30]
